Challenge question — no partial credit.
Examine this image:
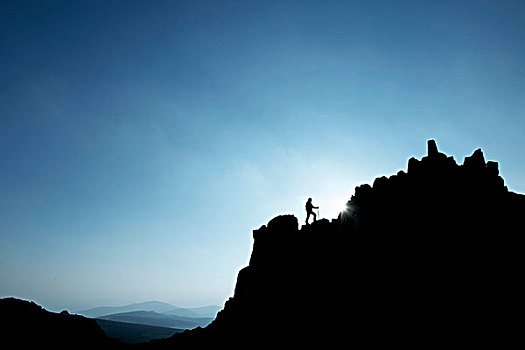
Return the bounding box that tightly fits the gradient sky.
[1,0,524,312]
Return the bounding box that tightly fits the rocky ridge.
[152,140,524,348]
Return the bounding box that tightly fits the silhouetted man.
[305,198,319,224]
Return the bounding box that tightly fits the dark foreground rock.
[148,140,524,348]
[0,297,124,348]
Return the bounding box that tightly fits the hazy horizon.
[1,1,524,312]
[2,295,223,313]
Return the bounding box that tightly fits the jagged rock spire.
[463,148,486,168]
[427,139,439,157]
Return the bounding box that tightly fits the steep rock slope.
[152,140,524,348]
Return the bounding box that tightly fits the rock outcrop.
[151,140,524,348]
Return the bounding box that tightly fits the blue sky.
[1,0,524,311]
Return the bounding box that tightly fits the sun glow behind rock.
[316,192,352,221]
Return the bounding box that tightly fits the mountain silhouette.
[77,301,177,318]
[0,297,124,348]
[1,140,523,348]
[77,301,221,319]
[94,319,182,344]
[147,140,524,348]
[98,310,213,329]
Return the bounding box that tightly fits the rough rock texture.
[151,140,524,348]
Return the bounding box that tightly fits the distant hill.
[76,301,177,318]
[162,305,222,318]
[98,310,214,329]
[95,319,183,344]
[77,301,221,319]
